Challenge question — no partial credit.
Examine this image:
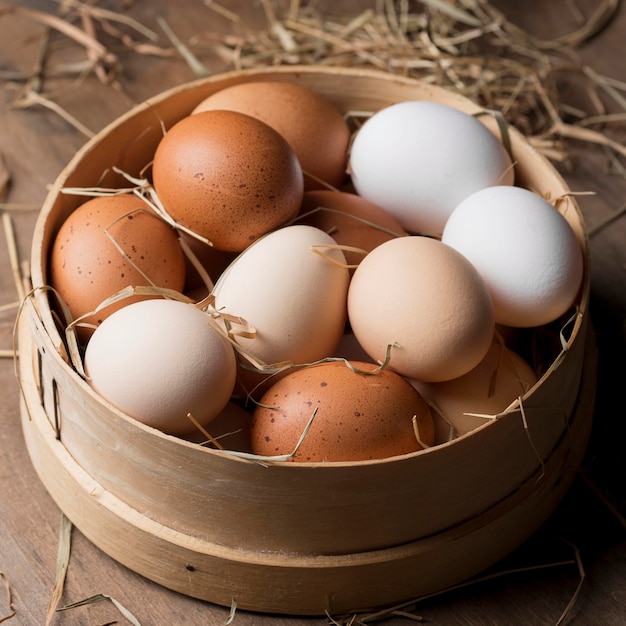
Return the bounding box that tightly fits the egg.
[84,299,237,436]
[347,236,495,382]
[192,81,350,190]
[296,189,406,271]
[211,224,350,369]
[49,194,186,341]
[349,101,515,236]
[152,109,303,252]
[411,342,538,443]
[250,360,434,462]
[441,185,584,327]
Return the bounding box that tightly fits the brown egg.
[250,361,434,462]
[49,194,186,341]
[410,342,538,443]
[193,81,351,191]
[297,190,406,270]
[152,110,303,252]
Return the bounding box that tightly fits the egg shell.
[152,109,303,252]
[349,101,515,236]
[212,224,350,369]
[49,194,186,341]
[410,342,538,443]
[250,360,434,462]
[192,81,350,191]
[441,185,584,328]
[84,299,237,436]
[348,236,495,382]
[296,190,406,272]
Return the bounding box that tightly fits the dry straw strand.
[157,16,210,77]
[0,153,10,200]
[554,539,586,626]
[588,203,626,238]
[2,0,624,169]
[12,90,95,138]
[579,469,626,531]
[45,513,72,626]
[353,548,581,623]
[57,593,142,625]
[0,5,117,82]
[223,598,237,625]
[518,395,546,483]
[2,212,25,303]
[61,0,160,42]
[0,572,16,624]
[186,412,226,450]
[204,1,242,25]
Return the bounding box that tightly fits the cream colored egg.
[84,299,237,436]
[347,236,495,382]
[211,224,350,369]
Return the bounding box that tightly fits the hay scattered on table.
[0,2,623,623]
[330,536,584,624]
[57,593,142,625]
[45,512,72,626]
[0,0,624,168]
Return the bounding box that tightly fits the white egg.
[211,224,350,368]
[84,299,237,435]
[349,101,514,236]
[441,185,584,328]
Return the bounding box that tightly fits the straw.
[0,0,622,184]
[0,573,16,624]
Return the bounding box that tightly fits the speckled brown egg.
[297,190,407,271]
[49,194,186,341]
[192,81,351,191]
[152,109,303,252]
[250,361,434,462]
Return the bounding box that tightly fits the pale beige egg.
[348,236,495,382]
[411,342,538,442]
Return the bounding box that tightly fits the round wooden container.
[18,66,596,616]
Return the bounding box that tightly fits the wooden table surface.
[1,1,625,624]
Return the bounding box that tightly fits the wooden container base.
[18,314,597,616]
